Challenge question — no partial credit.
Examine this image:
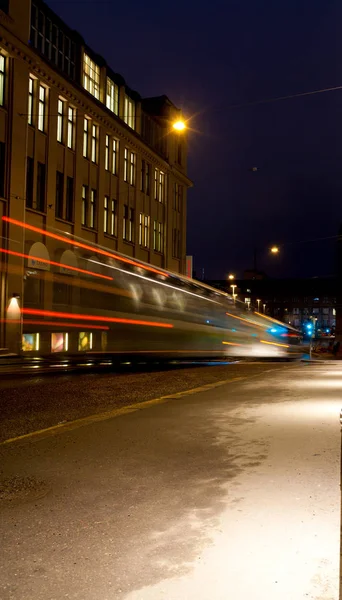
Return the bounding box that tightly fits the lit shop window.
[22,333,40,352]
[51,332,69,352]
[78,331,93,351]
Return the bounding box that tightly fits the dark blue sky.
[49,0,342,279]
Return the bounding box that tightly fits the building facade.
[208,278,337,335]
[0,0,191,352]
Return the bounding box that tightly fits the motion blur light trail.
[1,319,109,330]
[0,248,113,281]
[2,216,167,277]
[21,308,174,329]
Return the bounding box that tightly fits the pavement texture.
[0,362,281,443]
[0,362,340,599]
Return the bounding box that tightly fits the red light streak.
[2,216,167,277]
[21,308,174,329]
[23,320,109,330]
[0,248,113,281]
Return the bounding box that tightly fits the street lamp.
[230,284,237,302]
[263,303,266,314]
[256,299,261,312]
[228,274,235,280]
[173,119,186,131]
[270,246,280,254]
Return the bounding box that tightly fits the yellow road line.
[0,369,285,447]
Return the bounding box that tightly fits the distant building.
[207,278,337,335]
[0,0,192,351]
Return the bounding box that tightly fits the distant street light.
[256,299,261,312]
[228,274,235,280]
[263,303,266,314]
[230,284,237,302]
[270,246,280,254]
[173,120,186,131]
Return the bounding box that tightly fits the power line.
[225,84,342,110]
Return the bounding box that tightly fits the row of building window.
[30,4,138,132]
[24,156,182,236]
[24,75,181,205]
[83,53,135,129]
[30,3,76,80]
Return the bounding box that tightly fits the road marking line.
[0,369,287,447]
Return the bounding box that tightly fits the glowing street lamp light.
[263,303,266,314]
[228,274,235,280]
[256,299,261,312]
[230,284,237,302]
[173,120,186,132]
[270,246,280,254]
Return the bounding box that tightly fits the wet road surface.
[0,362,340,599]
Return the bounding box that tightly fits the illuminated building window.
[28,76,34,125]
[129,151,136,185]
[105,135,109,170]
[139,213,150,248]
[154,168,158,200]
[91,123,98,163]
[124,148,128,182]
[123,204,128,240]
[51,332,68,352]
[106,78,118,115]
[67,106,75,149]
[22,333,40,352]
[81,184,88,226]
[154,169,165,202]
[124,95,135,129]
[79,331,93,352]
[57,98,64,143]
[112,139,118,175]
[83,53,100,99]
[83,117,89,158]
[104,195,109,233]
[0,53,5,106]
[153,221,164,253]
[104,197,118,237]
[159,171,165,203]
[55,170,64,219]
[38,84,46,132]
[124,148,136,184]
[90,188,96,228]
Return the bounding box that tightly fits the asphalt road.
[0,362,340,599]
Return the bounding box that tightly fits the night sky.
[49,0,342,279]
